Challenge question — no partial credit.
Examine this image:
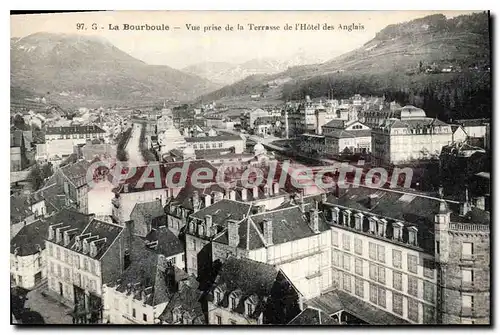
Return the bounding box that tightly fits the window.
[169,257,176,265]
[392,249,402,268]
[462,269,473,284]
[355,277,364,298]
[393,271,403,291]
[378,266,386,285]
[132,308,136,318]
[423,281,435,303]
[393,293,403,316]
[408,276,419,297]
[49,244,53,256]
[50,262,54,274]
[408,254,418,274]
[343,254,351,271]
[423,305,436,324]
[216,315,222,324]
[332,250,340,267]
[64,268,70,281]
[57,264,62,277]
[143,314,147,322]
[90,261,96,274]
[84,258,89,271]
[343,273,352,292]
[332,231,339,247]
[462,243,473,259]
[369,263,377,281]
[37,256,42,268]
[215,290,222,304]
[408,298,419,322]
[436,241,440,254]
[354,238,362,255]
[246,302,254,315]
[378,287,386,308]
[64,250,69,263]
[377,245,385,263]
[75,255,80,269]
[462,295,473,314]
[423,259,435,279]
[369,242,377,260]
[342,234,351,251]
[192,239,197,251]
[355,258,363,276]
[230,296,237,310]
[369,283,378,304]
[56,247,60,260]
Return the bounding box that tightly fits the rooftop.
[190,199,252,229]
[45,125,105,135]
[288,307,338,325]
[144,226,184,258]
[11,219,51,256]
[306,290,409,325]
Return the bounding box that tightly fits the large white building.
[371,106,454,165]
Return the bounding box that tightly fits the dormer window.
[354,213,363,230]
[343,210,351,227]
[408,227,418,246]
[392,222,404,241]
[48,227,54,240]
[56,228,62,243]
[198,225,205,237]
[214,287,224,305]
[377,219,387,237]
[369,217,377,234]
[245,301,255,316]
[82,240,89,254]
[90,242,97,258]
[331,207,340,223]
[63,232,70,246]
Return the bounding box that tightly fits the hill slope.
[11,32,220,108]
[197,12,491,108]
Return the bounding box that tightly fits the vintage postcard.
[10,10,491,326]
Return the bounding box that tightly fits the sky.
[11,10,481,69]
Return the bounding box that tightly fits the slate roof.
[130,200,164,230]
[11,219,51,256]
[189,199,252,229]
[59,159,92,188]
[306,290,409,325]
[455,118,490,127]
[108,248,187,307]
[79,219,124,260]
[145,227,184,257]
[45,125,105,135]
[159,276,205,324]
[323,120,347,129]
[10,194,35,223]
[209,257,278,314]
[288,307,338,325]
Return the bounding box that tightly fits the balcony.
[270,246,323,266]
[450,223,489,233]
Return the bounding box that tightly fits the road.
[22,282,73,324]
[126,123,146,166]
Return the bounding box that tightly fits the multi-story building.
[45,215,125,323]
[315,185,490,324]
[211,199,332,299]
[42,125,106,159]
[102,247,187,324]
[322,120,372,155]
[371,106,453,166]
[54,159,92,214]
[11,218,51,289]
[206,257,302,325]
[455,119,489,140]
[184,133,245,154]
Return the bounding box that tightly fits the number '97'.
[76,23,98,30]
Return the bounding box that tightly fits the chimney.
[252,186,259,199]
[264,184,270,197]
[273,182,279,195]
[474,196,485,211]
[192,191,199,209]
[262,219,273,245]
[227,220,240,247]
[309,208,319,233]
[204,194,212,207]
[368,194,377,209]
[229,190,236,201]
[205,215,213,235]
[460,188,471,216]
[241,188,248,201]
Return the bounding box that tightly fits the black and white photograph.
[9,10,491,326]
